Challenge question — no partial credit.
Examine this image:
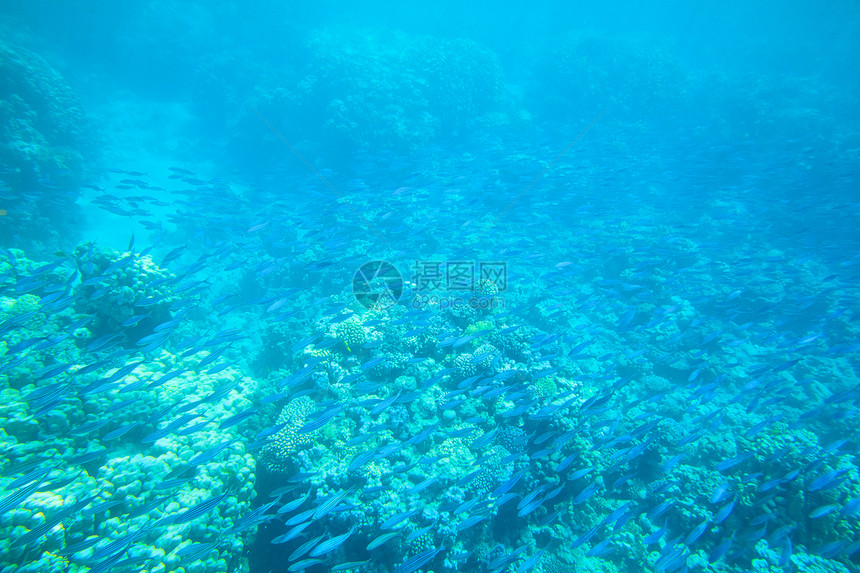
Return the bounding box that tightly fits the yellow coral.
[534,376,558,398]
[9,294,45,330]
[335,317,367,352]
[464,319,494,349]
[11,293,40,315]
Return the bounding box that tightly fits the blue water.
[1,2,859,573]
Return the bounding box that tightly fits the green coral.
[533,376,559,399]
[471,343,498,371]
[261,396,315,474]
[1,348,258,573]
[474,278,499,298]
[72,244,175,337]
[463,320,494,349]
[335,316,367,352]
[453,353,477,378]
[0,249,259,573]
[753,539,851,573]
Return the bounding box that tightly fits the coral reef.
[227,28,508,166]
[0,249,259,573]
[0,34,87,249]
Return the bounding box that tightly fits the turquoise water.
[1,2,859,573]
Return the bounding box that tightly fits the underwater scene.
[1,1,859,572]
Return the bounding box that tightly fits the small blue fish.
[809,504,839,519]
[187,440,236,467]
[166,492,229,526]
[715,452,752,472]
[714,498,735,524]
[394,546,443,573]
[470,425,499,450]
[288,533,326,562]
[367,531,399,551]
[309,527,354,557]
[573,481,598,504]
[313,488,351,520]
[379,508,417,531]
[685,519,709,546]
[361,357,386,371]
